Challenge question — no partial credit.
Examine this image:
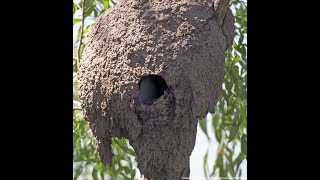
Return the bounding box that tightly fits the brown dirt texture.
[77,0,235,179]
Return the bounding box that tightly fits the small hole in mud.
[138,75,168,105]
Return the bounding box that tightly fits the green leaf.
[84,0,93,8]
[212,112,219,128]
[199,118,208,138]
[218,100,225,115]
[234,153,244,173]
[92,166,99,180]
[131,169,136,179]
[219,161,226,178]
[105,165,112,176]
[215,129,222,144]
[239,106,247,135]
[227,162,236,177]
[239,45,246,57]
[241,135,247,157]
[212,150,223,176]
[224,78,232,93]
[85,5,95,17]
[73,18,81,25]
[232,53,240,66]
[126,148,136,156]
[120,171,132,180]
[228,125,240,142]
[223,119,234,126]
[240,3,245,27]
[203,152,208,178]
[212,114,222,143]
[232,65,239,78]
[73,165,83,180]
[225,147,235,177]
[238,33,244,46]
[211,164,217,176]
[102,0,110,10]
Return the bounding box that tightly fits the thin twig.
[77,0,85,70]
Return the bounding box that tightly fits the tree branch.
[77,0,85,70]
[214,0,231,26]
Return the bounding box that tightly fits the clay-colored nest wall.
[77,0,234,179]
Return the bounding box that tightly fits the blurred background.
[73,0,247,179]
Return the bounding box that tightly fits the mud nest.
[77,0,235,179]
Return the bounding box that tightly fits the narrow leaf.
[102,0,110,10]
[73,165,83,180]
[241,135,247,157]
[92,166,99,180]
[199,118,208,138]
[228,125,240,142]
[203,152,208,178]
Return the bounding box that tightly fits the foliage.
[199,0,247,179]
[73,0,247,179]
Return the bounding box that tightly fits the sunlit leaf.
[101,0,110,10]
[73,9,83,20]
[126,149,136,156]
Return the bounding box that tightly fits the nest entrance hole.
[138,75,168,105]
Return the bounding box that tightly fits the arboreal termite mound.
[77,0,235,179]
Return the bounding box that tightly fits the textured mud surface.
[77,0,234,179]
